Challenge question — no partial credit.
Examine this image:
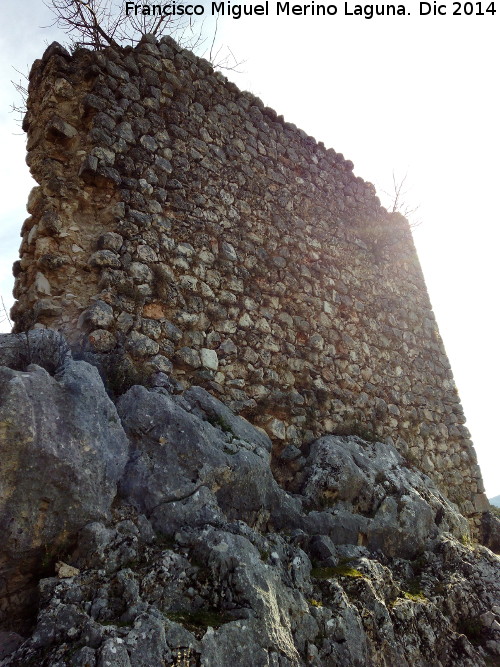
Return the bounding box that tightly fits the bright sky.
[0,1,498,497]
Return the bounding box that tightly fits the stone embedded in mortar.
[89,328,116,352]
[174,346,201,369]
[77,300,114,330]
[129,262,153,283]
[200,348,218,371]
[220,241,238,261]
[98,232,123,252]
[148,354,174,374]
[126,331,160,358]
[265,417,287,440]
[34,272,51,295]
[89,250,121,269]
[45,115,78,140]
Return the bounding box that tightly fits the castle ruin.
[11,36,487,516]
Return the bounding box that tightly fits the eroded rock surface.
[0,332,499,665]
[0,331,129,630]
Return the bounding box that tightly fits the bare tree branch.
[41,0,243,74]
[10,67,30,130]
[43,0,203,51]
[383,170,422,228]
[1,296,13,331]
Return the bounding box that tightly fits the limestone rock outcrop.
[0,331,129,630]
[1,332,499,666]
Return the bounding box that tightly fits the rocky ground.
[1,331,499,666]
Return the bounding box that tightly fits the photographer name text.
[125,1,497,19]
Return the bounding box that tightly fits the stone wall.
[11,36,486,513]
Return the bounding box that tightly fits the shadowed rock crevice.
[0,330,70,375]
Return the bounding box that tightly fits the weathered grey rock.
[301,435,470,557]
[117,385,299,532]
[0,337,129,627]
[481,511,500,554]
[1,334,499,666]
[98,639,131,666]
[71,646,97,666]
[129,261,153,283]
[220,241,238,261]
[46,114,78,140]
[182,385,272,452]
[148,354,173,373]
[7,508,500,667]
[72,514,154,575]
